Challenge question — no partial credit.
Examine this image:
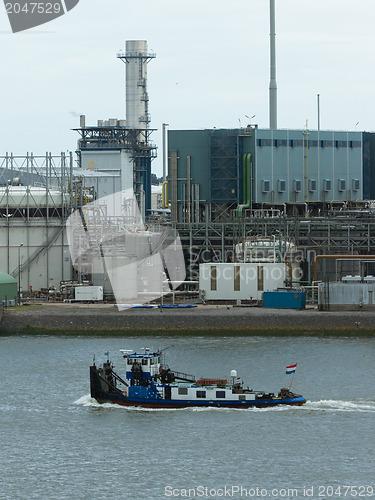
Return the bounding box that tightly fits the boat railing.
[169,370,196,383]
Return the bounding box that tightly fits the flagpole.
[289,371,295,391]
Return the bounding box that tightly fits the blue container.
[263,290,306,309]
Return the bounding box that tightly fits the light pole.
[18,243,23,305]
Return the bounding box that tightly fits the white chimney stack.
[269,0,277,129]
[117,40,155,130]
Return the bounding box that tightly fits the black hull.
[90,365,126,403]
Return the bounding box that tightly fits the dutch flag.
[286,363,297,375]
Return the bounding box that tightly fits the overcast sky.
[1,0,374,175]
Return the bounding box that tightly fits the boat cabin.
[120,349,162,382]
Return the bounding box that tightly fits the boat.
[89,349,306,409]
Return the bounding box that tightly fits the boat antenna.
[160,345,174,353]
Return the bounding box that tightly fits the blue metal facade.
[168,128,365,208]
[254,129,363,203]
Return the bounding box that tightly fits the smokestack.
[269,0,277,129]
[117,40,155,130]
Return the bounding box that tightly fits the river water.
[0,334,374,500]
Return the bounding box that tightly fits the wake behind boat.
[90,349,306,409]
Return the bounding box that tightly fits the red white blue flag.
[286,363,297,375]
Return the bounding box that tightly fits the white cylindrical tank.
[0,186,68,208]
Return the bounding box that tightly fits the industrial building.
[162,0,375,295]
[2,0,375,306]
[75,40,156,217]
[167,127,364,223]
[318,278,375,311]
[0,40,159,297]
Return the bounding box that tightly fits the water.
[1,334,374,499]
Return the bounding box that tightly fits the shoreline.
[1,302,375,336]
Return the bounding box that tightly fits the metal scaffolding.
[173,214,375,283]
[0,152,77,291]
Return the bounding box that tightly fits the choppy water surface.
[0,335,374,499]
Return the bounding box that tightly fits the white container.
[74,286,103,302]
[199,262,286,301]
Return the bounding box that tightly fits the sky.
[1,0,375,176]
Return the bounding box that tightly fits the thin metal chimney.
[269,0,277,129]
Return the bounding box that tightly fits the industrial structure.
[2,0,375,307]
[167,127,364,223]
[0,152,73,293]
[161,0,375,294]
[0,40,158,297]
[75,40,156,218]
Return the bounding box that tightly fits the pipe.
[162,181,170,209]
[236,153,252,217]
[313,254,375,282]
[169,151,178,223]
[187,155,191,223]
[162,123,168,182]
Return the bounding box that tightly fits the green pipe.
[243,153,248,205]
[236,153,252,217]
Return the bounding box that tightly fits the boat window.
[178,387,188,395]
[216,391,226,398]
[239,395,246,401]
[196,390,206,398]
[127,359,133,365]
[142,359,148,365]
[150,359,154,365]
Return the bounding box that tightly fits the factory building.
[75,40,156,217]
[0,40,158,296]
[167,127,365,223]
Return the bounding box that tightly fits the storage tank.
[0,186,68,208]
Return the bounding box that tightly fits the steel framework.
[74,126,157,214]
[173,214,375,283]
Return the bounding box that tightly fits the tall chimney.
[117,40,155,130]
[269,0,277,129]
